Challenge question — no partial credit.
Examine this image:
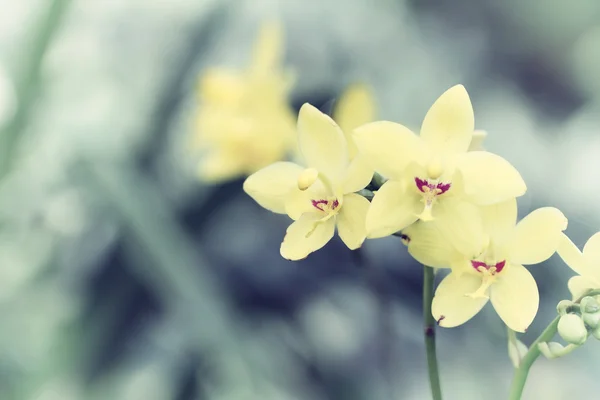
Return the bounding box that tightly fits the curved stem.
[423,266,443,400]
[508,288,600,399]
[507,317,559,400]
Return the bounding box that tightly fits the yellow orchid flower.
[353,85,526,253]
[332,84,377,190]
[404,199,567,332]
[243,104,372,260]
[557,232,600,299]
[194,22,296,182]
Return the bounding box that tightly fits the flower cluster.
[194,23,600,337]
[193,22,296,182]
[244,84,572,333]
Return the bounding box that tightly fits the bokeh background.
[1,0,600,399]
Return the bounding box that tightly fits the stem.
[423,266,442,400]
[507,317,559,400]
[0,0,72,178]
[83,160,260,392]
[352,249,396,398]
[508,288,600,399]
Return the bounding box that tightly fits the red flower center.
[471,260,506,274]
[415,177,451,194]
[311,199,339,212]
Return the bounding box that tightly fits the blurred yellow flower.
[332,84,376,188]
[409,199,567,332]
[193,22,296,182]
[557,232,600,299]
[353,85,526,254]
[244,103,372,260]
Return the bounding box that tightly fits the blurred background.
[1,0,600,399]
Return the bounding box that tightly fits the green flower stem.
[508,289,600,400]
[507,316,560,400]
[0,0,72,178]
[423,266,443,400]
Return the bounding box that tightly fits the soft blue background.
[0,0,598,399]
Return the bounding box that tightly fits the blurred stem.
[423,266,442,400]
[83,159,260,392]
[508,288,600,400]
[0,0,72,178]
[352,249,395,398]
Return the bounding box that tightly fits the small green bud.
[592,324,600,340]
[580,296,600,314]
[558,314,588,345]
[583,311,600,329]
[508,337,528,368]
[538,342,566,359]
[557,300,575,315]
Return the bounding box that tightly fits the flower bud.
[508,338,528,367]
[558,314,588,345]
[557,300,575,315]
[592,325,600,340]
[297,168,319,191]
[583,312,600,329]
[538,342,565,359]
[580,296,600,314]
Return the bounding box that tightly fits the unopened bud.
[538,342,565,359]
[508,338,528,368]
[580,296,600,314]
[558,314,588,345]
[583,312,600,329]
[557,300,575,315]
[297,168,319,190]
[592,324,600,340]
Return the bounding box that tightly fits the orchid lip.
[415,177,451,195]
[471,259,506,274]
[311,198,339,212]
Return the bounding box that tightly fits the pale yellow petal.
[297,103,349,181]
[341,155,373,194]
[420,85,474,155]
[480,198,518,246]
[509,207,568,265]
[402,221,464,268]
[468,130,487,151]
[432,196,486,259]
[251,21,283,73]
[366,180,421,238]
[353,121,426,180]
[243,162,304,214]
[583,232,600,282]
[280,214,335,260]
[198,152,244,183]
[490,264,539,333]
[334,84,376,141]
[454,151,526,205]
[337,193,370,250]
[432,272,489,328]
[557,233,589,276]
[568,275,599,299]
